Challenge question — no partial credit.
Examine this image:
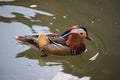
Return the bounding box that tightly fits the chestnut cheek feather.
[66,34,85,52]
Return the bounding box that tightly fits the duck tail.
[15,35,39,50]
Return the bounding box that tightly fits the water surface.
[0,0,120,80]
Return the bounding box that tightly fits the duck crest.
[66,33,86,53]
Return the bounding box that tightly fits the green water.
[0,0,120,80]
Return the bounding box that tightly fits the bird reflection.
[16,47,94,77]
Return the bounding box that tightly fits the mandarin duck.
[16,25,91,56]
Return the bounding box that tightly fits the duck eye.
[80,33,83,35]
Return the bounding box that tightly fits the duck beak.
[85,36,93,41]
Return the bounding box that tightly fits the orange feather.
[66,34,85,52]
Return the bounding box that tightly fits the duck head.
[60,25,92,41]
[60,25,92,53]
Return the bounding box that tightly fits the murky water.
[0,0,120,80]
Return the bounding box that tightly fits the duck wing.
[48,36,66,45]
[16,33,66,50]
[37,33,66,48]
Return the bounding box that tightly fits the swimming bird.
[16,25,92,56]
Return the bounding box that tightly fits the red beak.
[85,36,93,41]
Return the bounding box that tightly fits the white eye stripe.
[71,28,86,34]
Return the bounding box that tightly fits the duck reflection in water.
[16,25,92,56]
[16,47,93,77]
